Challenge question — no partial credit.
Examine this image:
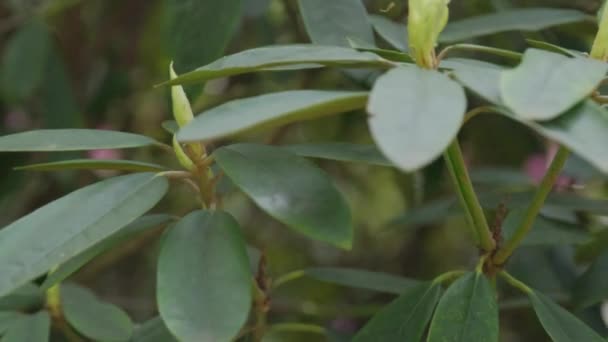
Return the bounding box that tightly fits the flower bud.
[591,0,608,61]
[408,0,450,68]
[169,62,194,127]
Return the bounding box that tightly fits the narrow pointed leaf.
[305,268,420,294]
[164,45,388,86]
[368,67,466,171]
[529,290,604,342]
[427,272,499,342]
[369,15,408,51]
[572,251,608,309]
[353,282,441,341]
[42,214,175,290]
[0,173,168,298]
[2,311,50,342]
[440,8,589,43]
[214,144,352,248]
[131,317,177,342]
[283,143,392,166]
[62,283,133,341]
[0,129,158,152]
[15,159,166,172]
[297,0,375,47]
[501,49,608,120]
[177,90,367,143]
[158,210,251,342]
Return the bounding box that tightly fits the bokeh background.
[1,0,607,341]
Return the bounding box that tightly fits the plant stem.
[493,147,569,264]
[499,271,532,294]
[444,141,496,252]
[432,269,467,285]
[268,323,326,336]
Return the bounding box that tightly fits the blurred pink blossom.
[523,142,575,191]
[86,124,124,177]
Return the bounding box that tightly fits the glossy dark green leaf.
[305,268,420,294]
[42,214,175,290]
[16,159,166,172]
[501,49,608,120]
[0,19,51,103]
[158,210,251,342]
[440,8,589,43]
[368,67,466,171]
[0,312,22,335]
[0,284,43,311]
[165,0,241,74]
[529,290,604,342]
[427,272,498,342]
[572,251,608,309]
[0,173,168,298]
[282,143,392,166]
[297,0,375,46]
[368,15,408,51]
[353,282,440,342]
[177,91,367,143]
[502,210,590,247]
[0,129,159,152]
[1,311,50,342]
[215,144,352,248]
[163,45,389,86]
[131,317,177,342]
[62,283,133,342]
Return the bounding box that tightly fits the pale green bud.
[408,0,450,68]
[169,62,194,127]
[591,1,608,61]
[172,135,196,171]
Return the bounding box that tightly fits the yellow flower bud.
[169,62,194,127]
[591,1,608,61]
[408,0,450,68]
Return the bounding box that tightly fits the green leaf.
[0,284,43,311]
[304,268,420,294]
[131,317,177,342]
[501,49,608,120]
[353,282,441,342]
[526,39,579,57]
[427,272,499,342]
[214,144,352,248]
[1,311,50,342]
[297,0,375,46]
[502,210,590,247]
[369,15,408,51]
[448,59,504,105]
[15,159,166,172]
[161,120,179,134]
[368,67,466,171]
[347,38,413,63]
[163,45,389,86]
[165,0,242,74]
[61,283,133,342]
[529,290,604,342]
[440,8,590,43]
[0,312,22,335]
[577,228,608,262]
[0,129,159,152]
[0,19,52,103]
[177,90,367,143]
[282,143,392,166]
[41,214,175,290]
[0,173,168,298]
[572,251,608,309]
[157,210,251,342]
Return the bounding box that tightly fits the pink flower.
[523,142,575,191]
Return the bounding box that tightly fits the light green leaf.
[427,272,498,342]
[501,49,608,120]
[282,143,391,166]
[0,284,43,311]
[177,90,367,143]
[214,144,352,248]
[0,129,159,152]
[529,290,604,342]
[502,209,590,247]
[448,59,504,105]
[297,0,375,46]
[163,45,389,86]
[347,38,413,63]
[572,251,608,309]
[304,268,420,294]
[131,317,177,342]
[0,312,22,335]
[15,159,166,172]
[42,214,175,290]
[369,15,408,51]
[1,311,50,342]
[62,283,133,342]
[440,8,590,43]
[165,0,242,74]
[157,210,251,342]
[353,282,441,342]
[0,19,51,103]
[0,173,168,298]
[368,67,466,171]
